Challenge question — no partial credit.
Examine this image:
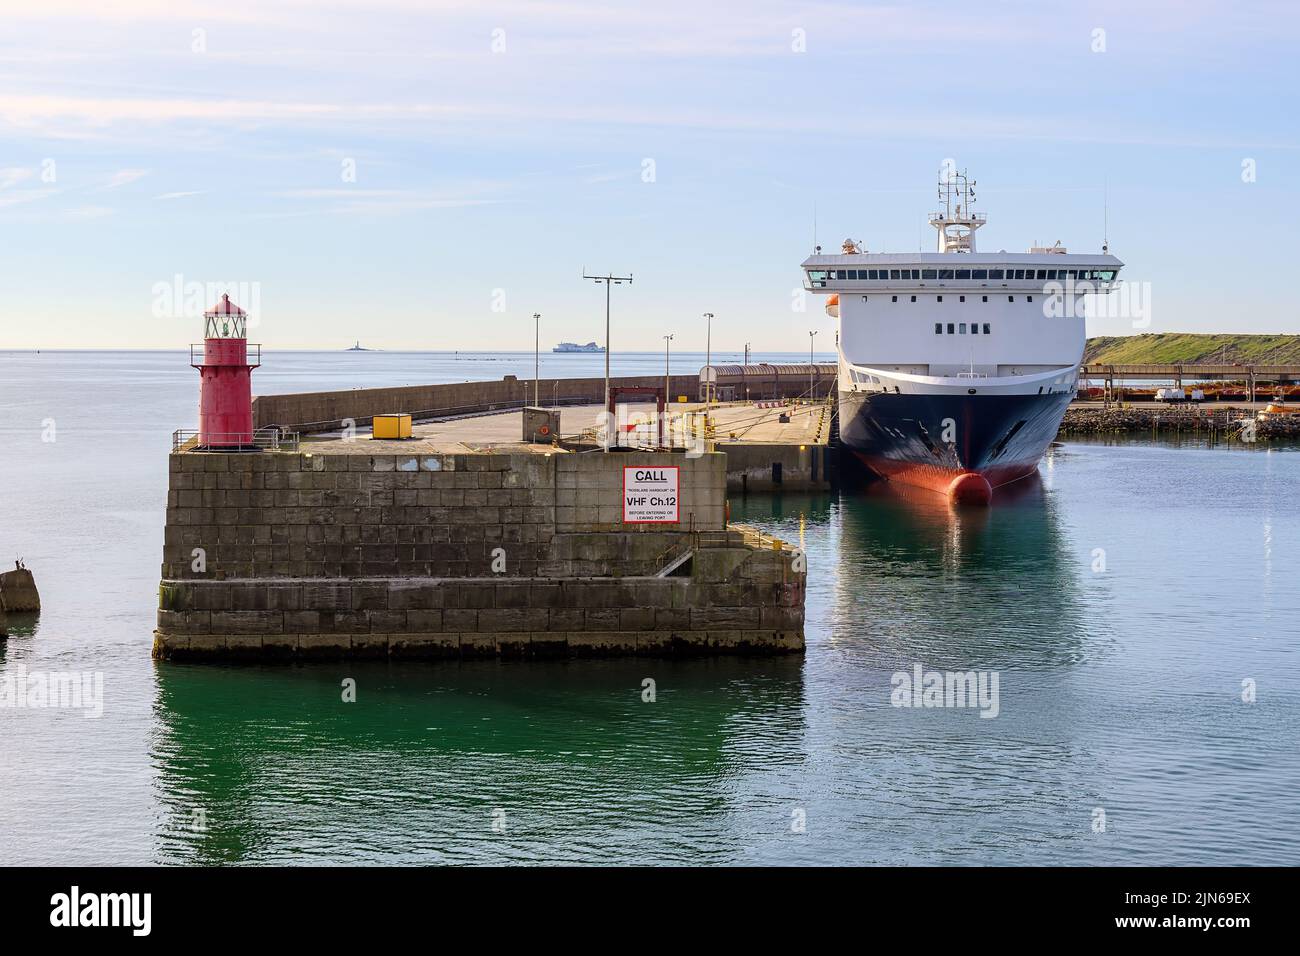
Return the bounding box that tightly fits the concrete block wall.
[160,450,725,580]
[252,374,701,434]
[156,448,804,660]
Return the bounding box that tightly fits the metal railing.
[189,343,262,367]
[171,426,299,452]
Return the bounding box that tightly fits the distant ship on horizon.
[553,341,604,353]
[346,341,375,351]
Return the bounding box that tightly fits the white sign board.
[623,466,680,523]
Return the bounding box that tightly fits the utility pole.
[584,271,633,449]
[744,342,750,367]
[703,312,714,406]
[809,330,818,401]
[533,312,541,407]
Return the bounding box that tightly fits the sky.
[1,0,1297,351]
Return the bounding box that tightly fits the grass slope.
[1084,333,1300,365]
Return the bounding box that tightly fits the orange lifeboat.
[825,293,840,319]
[1258,402,1297,421]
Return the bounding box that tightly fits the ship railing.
[171,427,299,452]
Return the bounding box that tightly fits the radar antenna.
[929,169,986,253]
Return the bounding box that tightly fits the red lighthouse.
[193,294,259,448]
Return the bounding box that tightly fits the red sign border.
[622,465,681,524]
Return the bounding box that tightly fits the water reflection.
[0,613,42,667]
[826,476,1087,670]
[151,657,806,864]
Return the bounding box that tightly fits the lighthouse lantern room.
[193,293,260,449]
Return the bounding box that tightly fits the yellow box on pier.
[372,413,412,440]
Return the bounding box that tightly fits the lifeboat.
[825,293,839,319]
[1258,402,1297,421]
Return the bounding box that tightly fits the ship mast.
[929,170,986,253]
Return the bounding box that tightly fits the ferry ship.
[802,172,1123,504]
[553,341,605,353]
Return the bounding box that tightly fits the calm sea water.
[1,350,1297,865]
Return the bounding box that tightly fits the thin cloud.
[103,168,149,189]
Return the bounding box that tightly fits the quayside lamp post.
[193,293,260,449]
[663,332,674,440]
[809,329,818,402]
[703,312,714,406]
[583,270,633,450]
[533,312,541,407]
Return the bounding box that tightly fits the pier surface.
[296,400,836,490]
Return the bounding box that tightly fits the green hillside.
[1084,333,1300,365]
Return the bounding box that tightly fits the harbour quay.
[154,443,806,662]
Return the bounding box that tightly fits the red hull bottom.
[854,454,1040,505]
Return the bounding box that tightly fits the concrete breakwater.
[1,563,41,635]
[1059,405,1300,439]
[0,565,41,612]
[154,446,805,661]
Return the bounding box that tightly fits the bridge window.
[922,268,937,279]
[1036,269,1047,280]
[847,270,858,279]
[1097,269,1117,281]
[973,269,988,279]
[956,269,971,279]
[947,323,955,334]
[939,269,954,279]
[971,323,979,334]
[990,269,1004,279]
[983,323,991,334]
[890,269,900,279]
[959,323,967,334]
[934,323,942,334]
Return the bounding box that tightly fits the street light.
[703,312,714,405]
[584,271,634,450]
[743,341,752,400]
[809,330,818,401]
[533,312,541,408]
[663,333,674,445]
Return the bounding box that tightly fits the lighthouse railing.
[171,427,299,453]
[190,343,262,367]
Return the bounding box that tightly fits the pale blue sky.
[1,0,1296,350]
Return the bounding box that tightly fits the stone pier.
[154,445,805,661]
